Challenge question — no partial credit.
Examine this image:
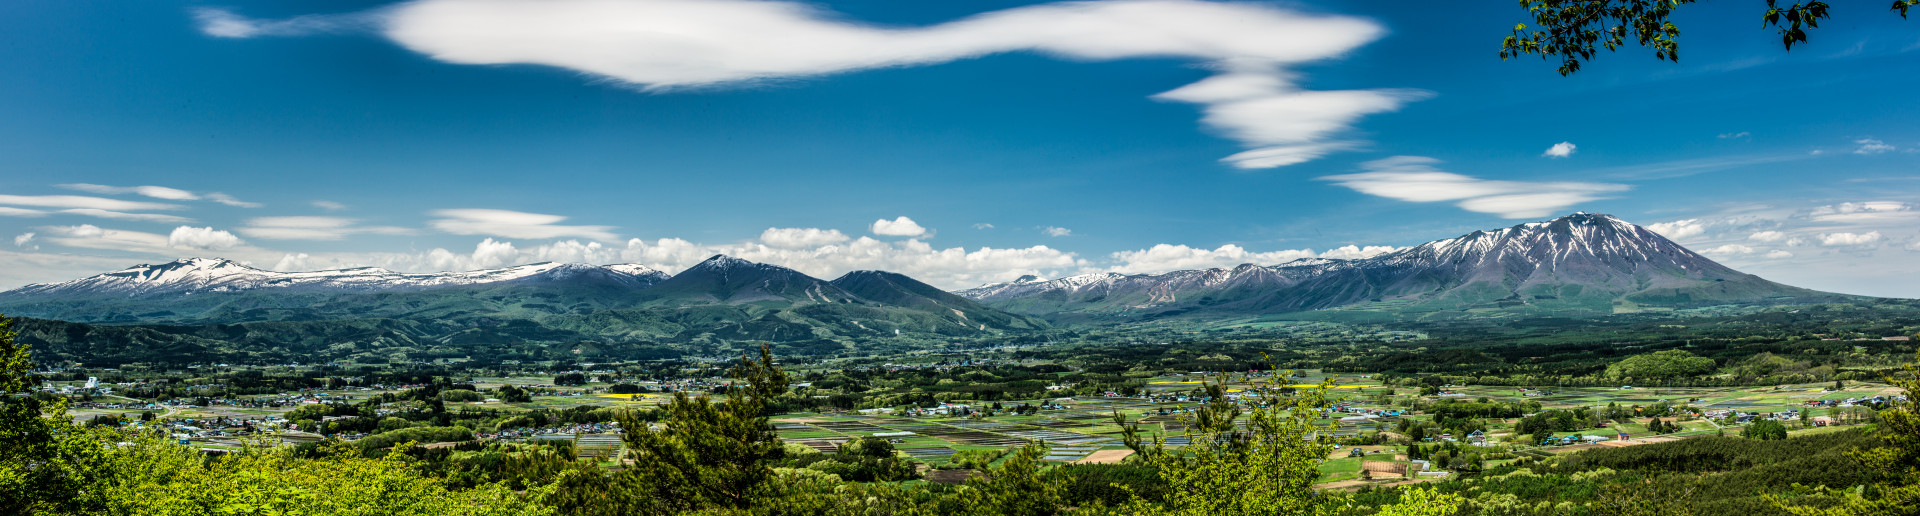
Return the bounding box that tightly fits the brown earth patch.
[1074,450,1134,464]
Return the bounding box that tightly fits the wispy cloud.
[311,200,348,211]
[428,209,617,241]
[1319,156,1630,219]
[199,0,1425,169]
[1717,131,1750,139]
[1594,153,1811,181]
[237,216,414,241]
[1043,226,1072,237]
[56,183,199,200]
[1854,138,1896,155]
[0,194,182,212]
[194,7,373,38]
[206,192,262,208]
[56,209,194,224]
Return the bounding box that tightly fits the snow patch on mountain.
[4,257,671,297]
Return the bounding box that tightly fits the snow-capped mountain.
[960,213,1840,317]
[1,257,670,298]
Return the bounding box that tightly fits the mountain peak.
[691,254,760,270]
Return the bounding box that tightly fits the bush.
[607,383,644,394]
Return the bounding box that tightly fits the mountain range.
[959,213,1843,319]
[0,213,1863,364]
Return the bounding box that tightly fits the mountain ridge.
[958,213,1851,319]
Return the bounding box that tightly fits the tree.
[1502,1,1914,75]
[1743,419,1788,441]
[547,344,789,515]
[0,314,95,514]
[552,373,588,387]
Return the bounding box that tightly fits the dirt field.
[1075,449,1135,464]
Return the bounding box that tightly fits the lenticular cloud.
[199,0,1426,169]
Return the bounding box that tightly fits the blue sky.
[1,1,1917,296]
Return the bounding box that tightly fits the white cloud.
[312,200,348,211]
[1319,245,1398,260]
[56,209,194,224]
[0,194,181,212]
[1043,226,1072,237]
[206,0,1424,169]
[1717,131,1750,139]
[206,192,262,208]
[1319,156,1630,218]
[759,227,849,248]
[13,233,34,247]
[238,216,414,240]
[1701,244,1755,255]
[870,217,928,237]
[1854,138,1896,154]
[56,183,200,200]
[1646,219,1707,240]
[1747,230,1787,242]
[1819,231,1882,247]
[1542,141,1577,158]
[1105,242,1395,274]
[168,226,244,251]
[1907,241,1920,251]
[1764,250,1794,259]
[0,207,48,217]
[428,209,617,240]
[972,223,994,230]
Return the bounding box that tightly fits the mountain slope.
[829,270,1048,331]
[638,255,858,305]
[0,255,1050,362]
[0,259,673,324]
[960,213,1848,319]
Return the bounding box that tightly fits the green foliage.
[80,438,550,516]
[546,344,789,515]
[1113,378,1459,515]
[1500,0,1915,75]
[1743,420,1788,441]
[1607,349,1716,380]
[1772,352,1920,514]
[357,426,475,451]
